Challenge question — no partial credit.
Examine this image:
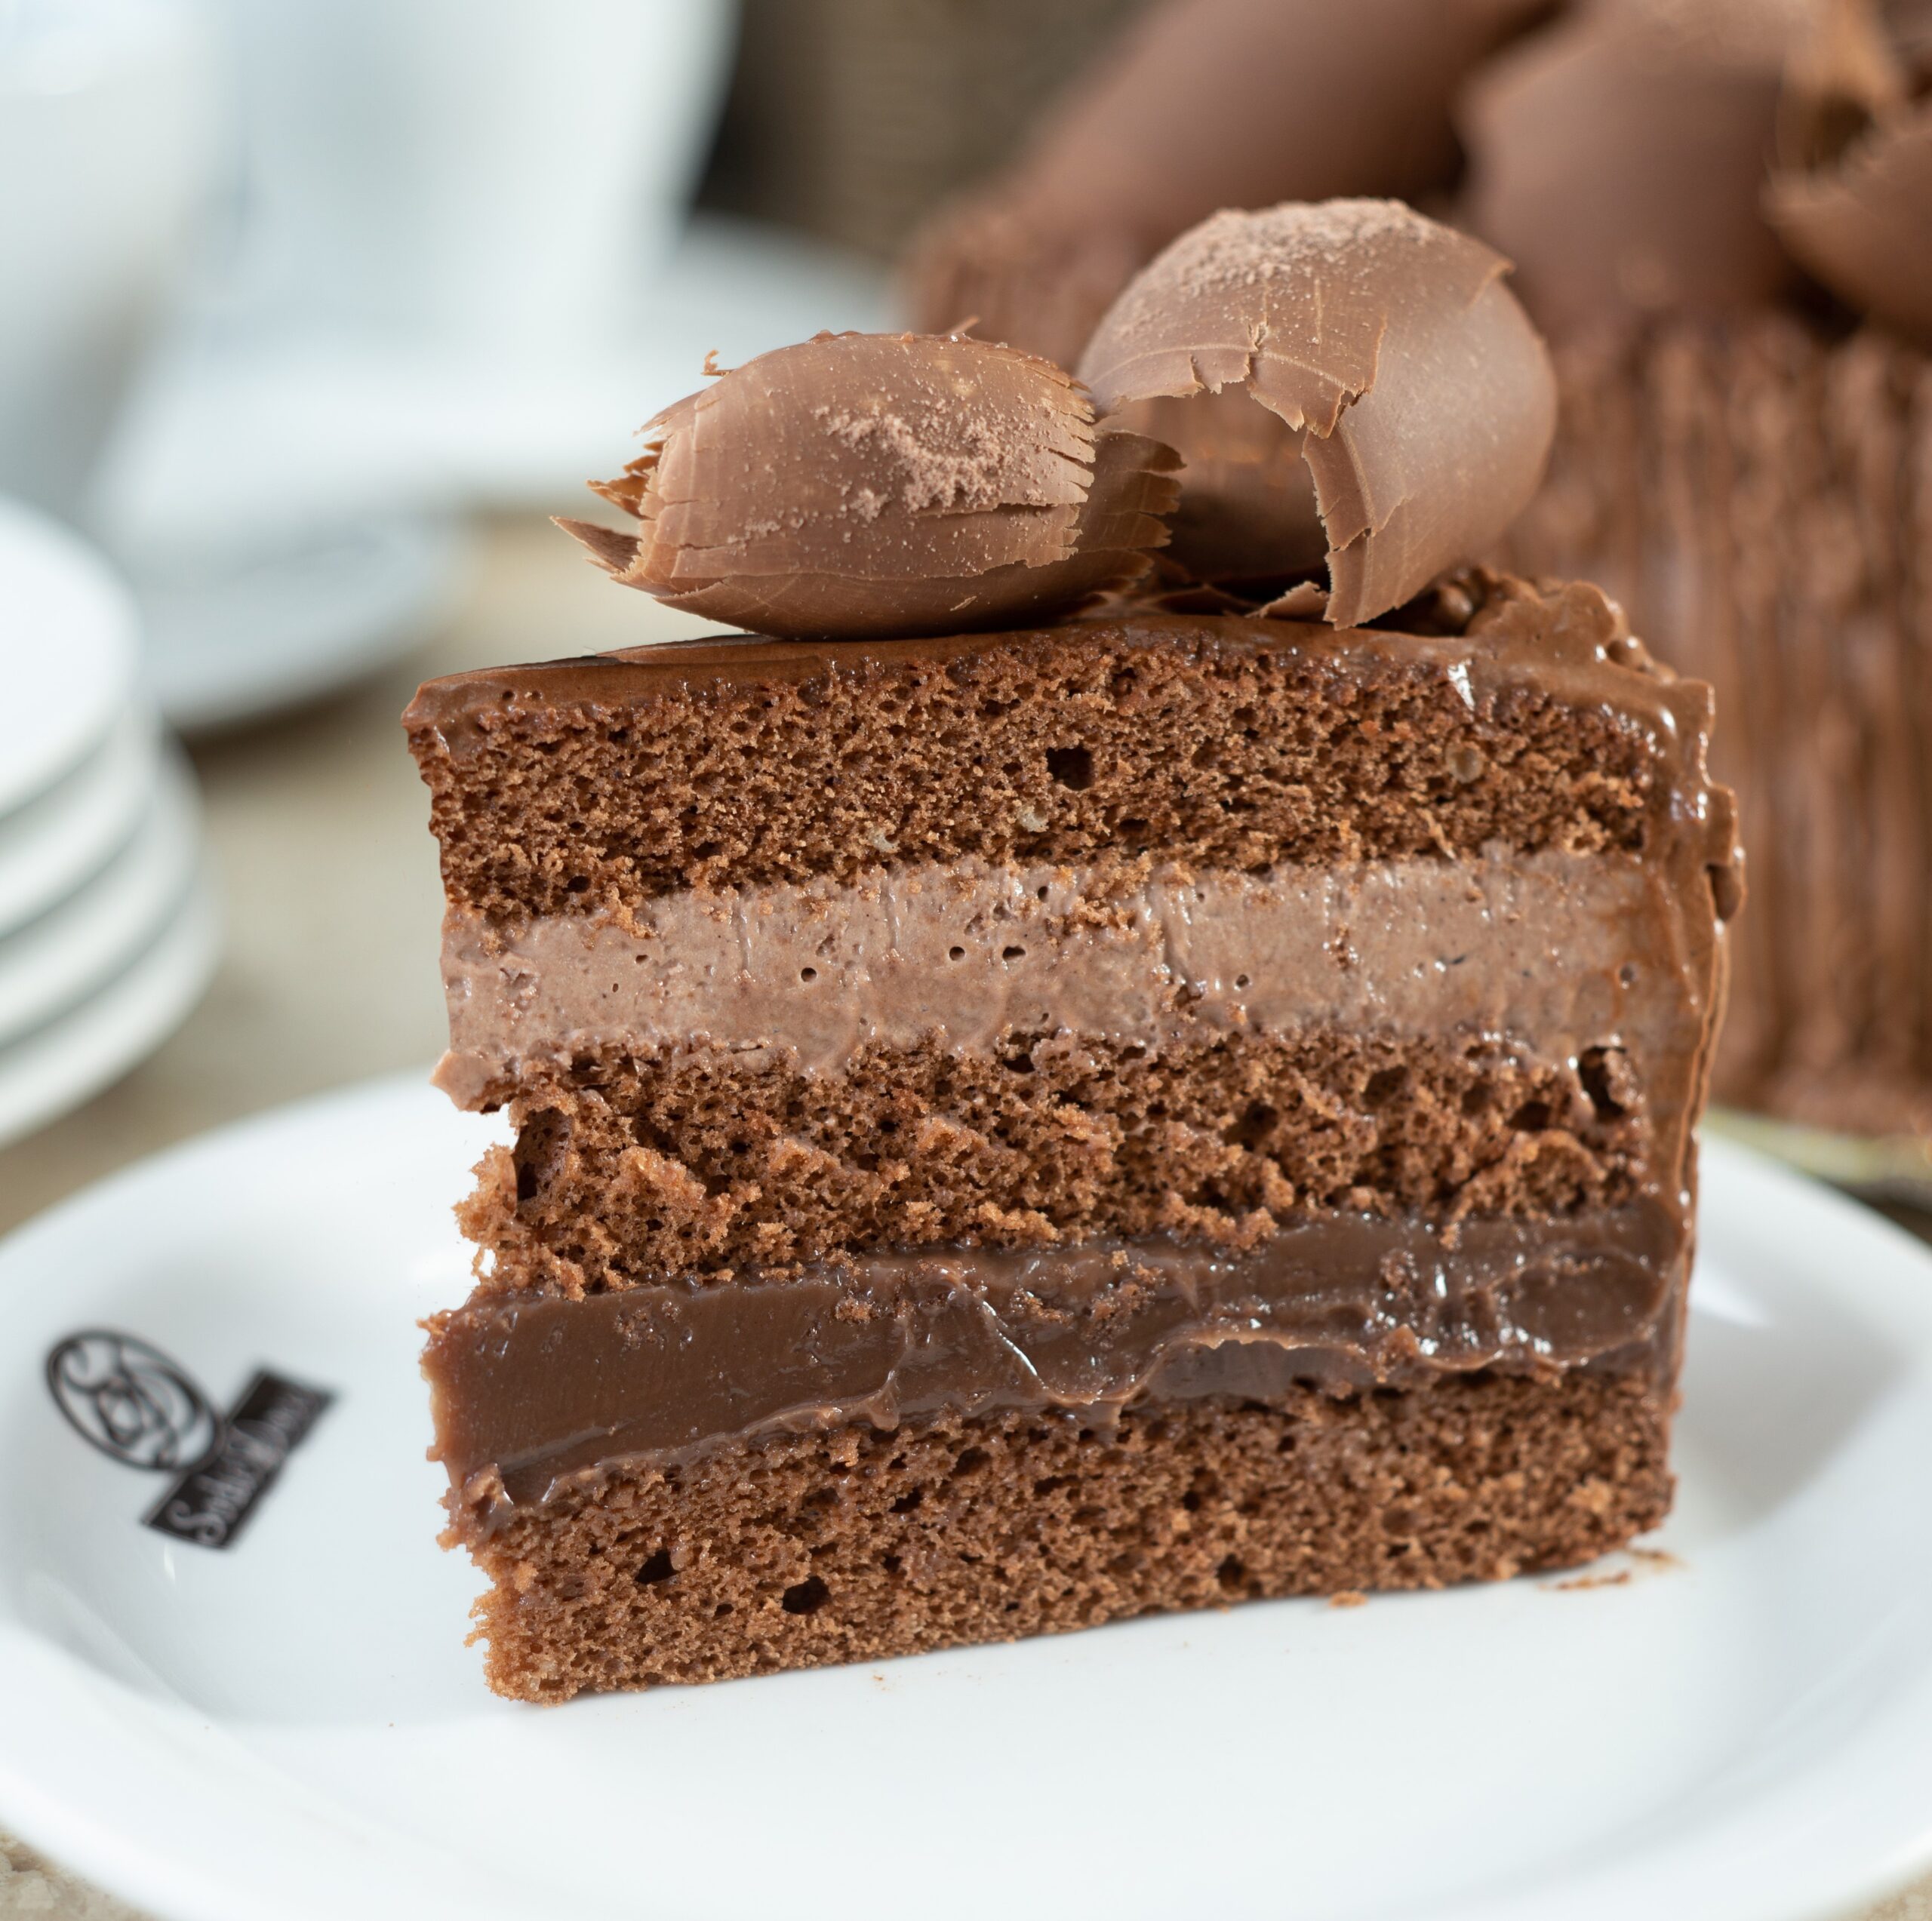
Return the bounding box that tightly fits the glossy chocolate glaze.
[426,1200,1683,1525]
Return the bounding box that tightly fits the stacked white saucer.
[0,499,218,1147]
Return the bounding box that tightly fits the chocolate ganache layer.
[426,1201,1682,1522]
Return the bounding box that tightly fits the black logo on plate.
[46,1331,221,1471]
[45,1331,333,1550]
[143,1370,333,1549]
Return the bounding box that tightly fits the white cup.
[0,0,218,517]
[220,0,738,350]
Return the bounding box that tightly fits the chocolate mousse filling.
[435,847,1716,1112]
[426,1198,1682,1525]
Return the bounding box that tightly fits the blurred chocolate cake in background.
[1479,0,1932,1143]
[903,0,1547,371]
[906,0,1932,1159]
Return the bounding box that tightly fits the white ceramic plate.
[0,499,139,819]
[1,1081,1930,1921]
[0,859,217,1149]
[0,747,199,1049]
[0,702,161,936]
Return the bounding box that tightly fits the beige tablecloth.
[2,518,1928,1920]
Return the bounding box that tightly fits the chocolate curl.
[1077,200,1556,629]
[1109,387,1327,582]
[558,333,1180,640]
[1457,0,1799,337]
[1766,0,1932,343]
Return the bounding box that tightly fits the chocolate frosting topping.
[558,332,1180,640]
[1076,201,1557,626]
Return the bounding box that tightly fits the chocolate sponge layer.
[403,580,1711,920]
[465,1025,1650,1298]
[455,1374,1672,1701]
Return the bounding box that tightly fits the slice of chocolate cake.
[405,204,1740,1700]
[408,575,1737,1700]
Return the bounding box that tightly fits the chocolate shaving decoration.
[1077,200,1555,630]
[1109,387,1327,584]
[1766,0,1932,343]
[1458,0,1799,337]
[558,332,1180,641]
